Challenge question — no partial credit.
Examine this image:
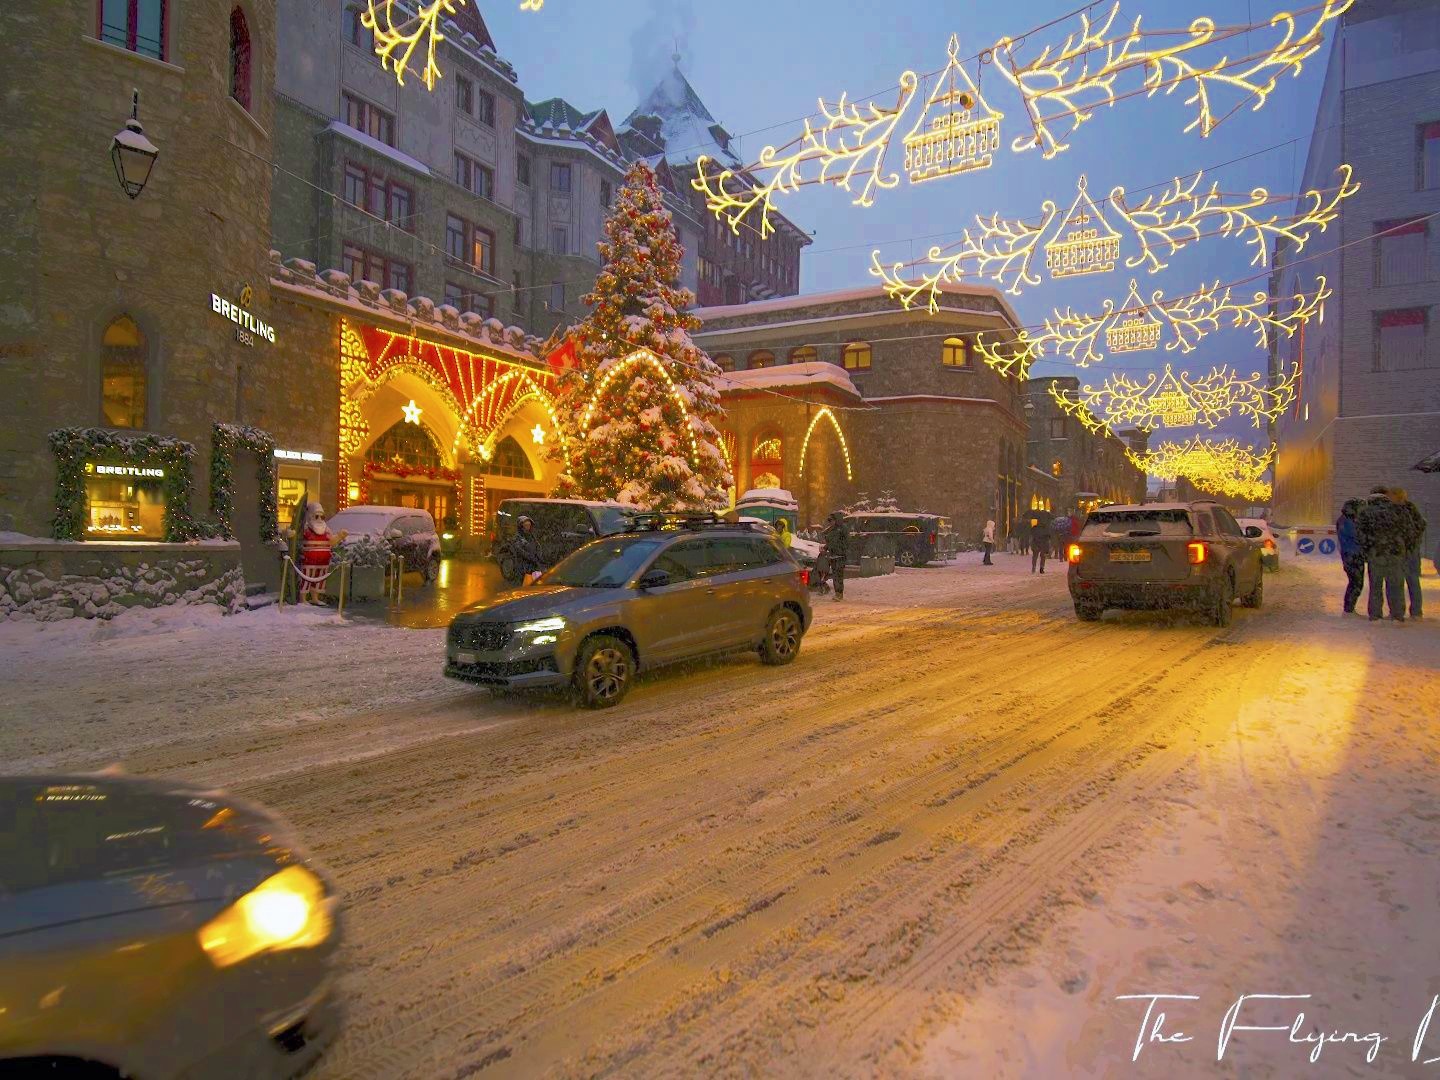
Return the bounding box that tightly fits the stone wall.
[0,542,244,623]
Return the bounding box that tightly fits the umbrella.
[1414,450,1440,473]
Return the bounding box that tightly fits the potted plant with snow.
[335,534,391,602]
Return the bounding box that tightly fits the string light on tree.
[872,164,1357,307]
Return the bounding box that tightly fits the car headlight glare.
[199,865,331,968]
[514,616,565,634]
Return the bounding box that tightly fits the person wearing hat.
[821,510,850,601]
[503,514,546,586]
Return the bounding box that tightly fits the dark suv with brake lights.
[1066,501,1264,625]
[447,514,812,707]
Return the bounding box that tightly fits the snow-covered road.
[3,555,1438,1077]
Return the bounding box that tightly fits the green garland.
[48,428,209,542]
[210,423,278,542]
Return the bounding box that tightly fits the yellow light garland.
[362,0,462,91]
[996,0,1354,159]
[797,407,854,480]
[873,165,1357,306]
[1126,436,1275,503]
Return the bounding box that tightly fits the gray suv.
[446,515,812,707]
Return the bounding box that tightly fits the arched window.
[842,342,872,370]
[366,419,444,470]
[942,336,969,367]
[712,353,735,372]
[747,350,775,370]
[229,7,252,111]
[101,316,147,429]
[482,435,535,479]
[750,429,783,490]
[789,345,818,364]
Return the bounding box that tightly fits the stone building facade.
[1272,0,1440,531]
[0,0,307,542]
[1025,378,1150,514]
[696,286,1042,540]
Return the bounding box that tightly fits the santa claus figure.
[298,501,333,603]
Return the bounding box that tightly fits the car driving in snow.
[1066,501,1264,626]
[1237,517,1281,571]
[0,773,342,1078]
[445,513,812,707]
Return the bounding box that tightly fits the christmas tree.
[550,161,731,510]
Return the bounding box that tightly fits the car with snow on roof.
[490,498,636,585]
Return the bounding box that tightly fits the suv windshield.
[542,537,666,588]
[1084,509,1193,538]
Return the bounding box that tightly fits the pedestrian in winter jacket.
[981,519,996,565]
[502,515,546,585]
[1030,517,1052,573]
[1356,486,1412,620]
[821,511,850,600]
[1390,487,1427,620]
[1336,499,1365,615]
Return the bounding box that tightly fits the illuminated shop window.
[942,336,970,367]
[84,463,166,540]
[843,342,872,370]
[751,429,783,489]
[101,316,147,429]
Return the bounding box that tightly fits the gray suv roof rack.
[624,512,768,533]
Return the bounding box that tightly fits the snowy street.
[4,555,1438,1077]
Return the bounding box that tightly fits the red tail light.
[798,568,810,586]
[1263,539,1276,551]
[1067,544,1082,564]
[1187,541,1207,565]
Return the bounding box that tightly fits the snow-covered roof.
[737,488,798,507]
[715,361,860,398]
[326,122,432,178]
[527,97,600,132]
[621,64,742,169]
[694,282,1020,325]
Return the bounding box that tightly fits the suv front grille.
[450,622,513,651]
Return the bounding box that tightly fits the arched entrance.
[362,419,461,526]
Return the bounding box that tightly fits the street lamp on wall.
[111,89,159,199]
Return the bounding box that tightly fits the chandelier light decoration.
[692,2,1350,239]
[995,0,1354,159]
[872,164,1357,306]
[971,275,1329,375]
[362,0,542,90]
[1049,362,1301,433]
[1128,436,1276,502]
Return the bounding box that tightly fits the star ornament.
[531,424,547,445]
[402,400,422,424]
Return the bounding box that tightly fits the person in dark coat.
[501,514,546,586]
[1336,498,1365,615]
[1355,485,1411,621]
[1390,487,1427,620]
[822,511,850,601]
[1030,515,1052,574]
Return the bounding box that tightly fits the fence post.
[337,562,348,620]
[279,559,289,610]
[395,556,403,604]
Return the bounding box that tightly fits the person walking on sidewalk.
[1336,499,1365,615]
[822,511,850,601]
[1030,515,1052,574]
[1356,485,1409,621]
[982,519,996,565]
[1390,487,1427,620]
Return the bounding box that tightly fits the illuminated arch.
[579,349,700,467]
[456,368,567,464]
[798,407,853,480]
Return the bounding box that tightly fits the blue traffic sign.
[1297,537,1315,554]
[1318,537,1336,555]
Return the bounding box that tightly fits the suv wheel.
[575,634,634,709]
[897,548,917,567]
[1212,573,1234,627]
[1241,568,1264,608]
[760,607,802,665]
[424,553,440,584]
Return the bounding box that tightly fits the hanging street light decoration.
[1048,362,1301,434]
[110,89,159,200]
[872,164,1357,307]
[692,2,1350,242]
[969,274,1330,376]
[1127,436,1276,503]
[995,0,1354,159]
[362,0,463,91]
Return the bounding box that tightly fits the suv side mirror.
[638,568,670,590]
[1243,526,1263,538]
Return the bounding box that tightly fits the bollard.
[337,562,349,619]
[279,560,290,610]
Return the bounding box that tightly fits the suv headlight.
[514,616,566,635]
[198,865,332,968]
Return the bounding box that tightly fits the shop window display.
[83,463,166,540]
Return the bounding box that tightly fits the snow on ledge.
[325,122,433,178]
[716,361,860,398]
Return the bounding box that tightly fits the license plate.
[454,651,478,665]
[1109,550,1151,563]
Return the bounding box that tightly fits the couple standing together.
[1337,486,1427,621]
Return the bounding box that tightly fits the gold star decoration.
[402,399,422,424]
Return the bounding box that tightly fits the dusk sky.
[486,0,1335,429]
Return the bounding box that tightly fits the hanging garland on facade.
[210,423,279,543]
[48,428,206,542]
[359,460,463,520]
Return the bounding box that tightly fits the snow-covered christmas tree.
[550,161,731,510]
